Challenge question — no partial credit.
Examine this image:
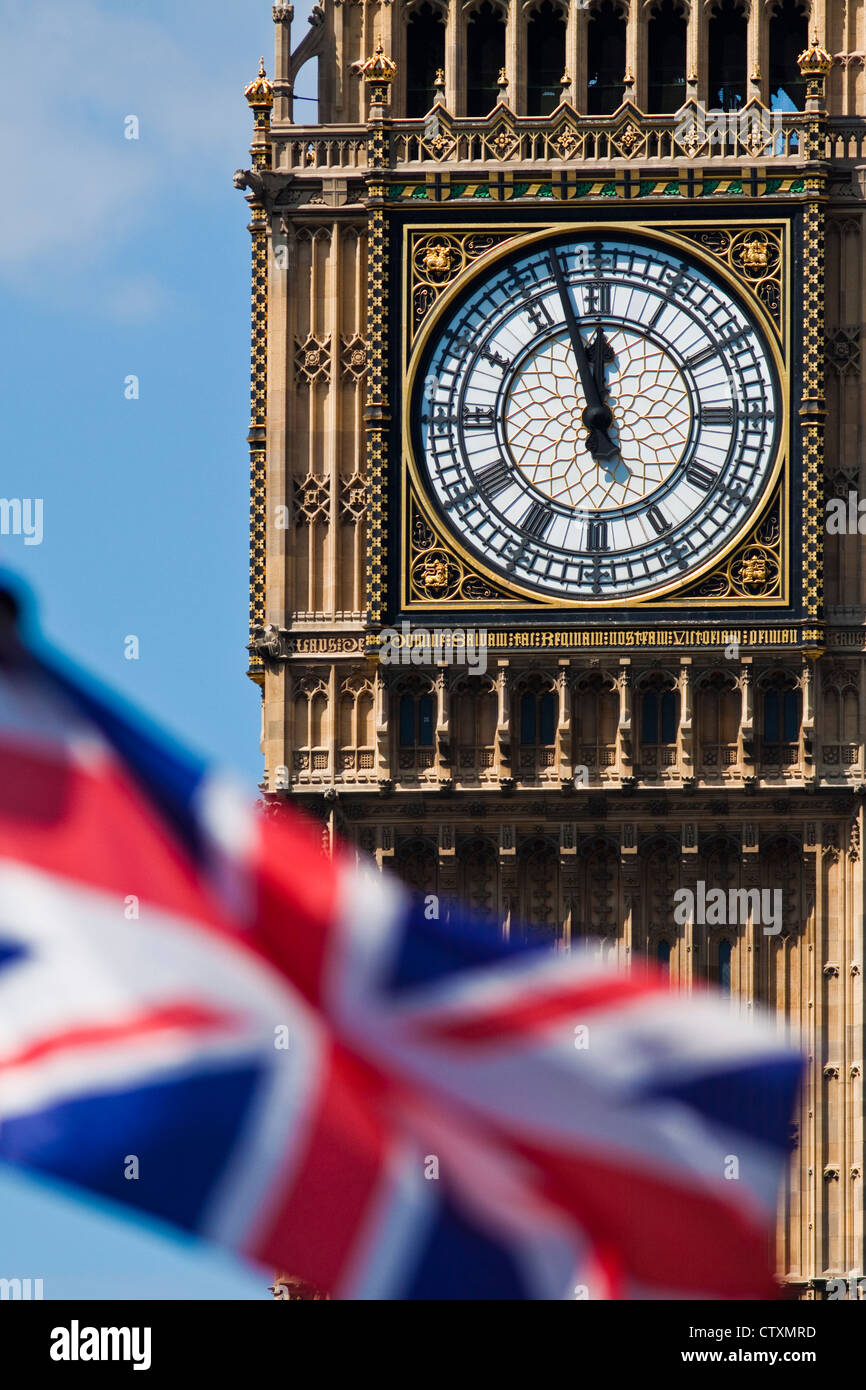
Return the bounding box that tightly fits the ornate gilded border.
[248,209,269,674]
[363,121,390,626]
[800,197,825,622]
[399,217,792,612]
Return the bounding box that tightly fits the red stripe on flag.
[0,741,223,927]
[253,1043,389,1296]
[414,975,662,1046]
[516,1138,777,1299]
[0,1002,235,1073]
[251,813,341,1007]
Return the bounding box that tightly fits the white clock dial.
[411,233,782,602]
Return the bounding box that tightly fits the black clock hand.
[549,252,617,461]
[590,327,614,397]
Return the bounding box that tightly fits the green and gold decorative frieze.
[386,171,809,206]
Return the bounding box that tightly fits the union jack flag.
[0,612,801,1299]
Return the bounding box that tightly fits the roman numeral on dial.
[686,344,718,370]
[462,405,495,428]
[476,460,513,497]
[700,405,734,427]
[587,519,609,550]
[526,300,553,334]
[685,461,718,490]
[586,280,611,315]
[521,500,554,539]
[646,504,670,535]
[481,345,511,370]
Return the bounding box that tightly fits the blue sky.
[0,0,317,1300]
[0,0,317,789]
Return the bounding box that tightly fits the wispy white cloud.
[0,0,274,317]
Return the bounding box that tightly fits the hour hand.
[588,329,615,396]
[584,419,618,461]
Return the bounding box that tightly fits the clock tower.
[239,0,864,1297]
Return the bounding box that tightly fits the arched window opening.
[760,674,800,767]
[467,2,506,116]
[338,684,374,776]
[454,679,498,775]
[587,1,626,114]
[293,56,320,125]
[310,692,326,747]
[406,4,446,117]
[762,689,799,743]
[399,690,435,746]
[822,680,860,769]
[293,694,309,750]
[292,681,329,778]
[697,676,740,770]
[520,690,557,745]
[769,0,809,112]
[527,2,567,116]
[718,939,732,994]
[640,685,679,763]
[707,0,747,111]
[396,682,436,774]
[339,694,354,751]
[519,680,557,761]
[575,674,618,770]
[657,939,672,974]
[647,0,687,113]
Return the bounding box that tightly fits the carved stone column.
[496,659,512,779]
[570,3,589,112]
[506,0,526,114]
[375,665,390,779]
[438,822,457,915]
[740,659,754,766]
[802,655,816,776]
[446,2,466,115]
[844,813,864,1274]
[499,823,517,940]
[746,0,763,103]
[435,664,452,782]
[621,837,640,971]
[561,821,578,949]
[556,659,572,780]
[685,0,700,103]
[679,657,693,772]
[273,4,294,123]
[626,1,645,110]
[741,848,762,1011]
[376,822,395,872]
[679,842,701,992]
[618,659,633,771]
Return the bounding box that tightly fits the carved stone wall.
[246,0,865,1298]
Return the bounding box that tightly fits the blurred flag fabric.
[0,604,801,1300]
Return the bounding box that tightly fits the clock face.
[410,232,782,603]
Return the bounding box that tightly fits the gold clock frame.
[399,217,791,612]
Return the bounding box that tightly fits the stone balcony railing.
[270,110,866,176]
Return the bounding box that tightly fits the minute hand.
[549,253,617,461]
